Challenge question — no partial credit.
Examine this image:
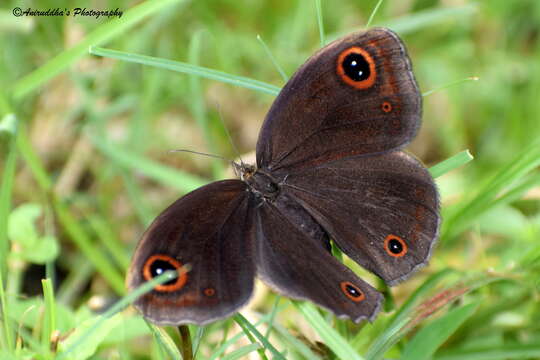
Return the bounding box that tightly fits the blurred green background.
[1,0,539,359]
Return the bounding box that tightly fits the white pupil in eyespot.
[155,268,163,275]
[351,60,357,66]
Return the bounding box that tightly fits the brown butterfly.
[127,27,440,325]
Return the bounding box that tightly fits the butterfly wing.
[127,180,255,325]
[282,151,440,285]
[256,28,421,172]
[255,196,383,322]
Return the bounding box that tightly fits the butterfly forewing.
[256,28,421,172]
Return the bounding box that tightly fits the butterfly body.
[128,28,440,325]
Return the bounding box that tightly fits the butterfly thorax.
[243,168,280,201]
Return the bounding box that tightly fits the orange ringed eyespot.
[384,235,407,257]
[203,288,216,297]
[340,281,365,302]
[142,254,188,292]
[336,46,376,90]
[381,101,392,113]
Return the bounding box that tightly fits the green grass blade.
[0,113,19,352]
[273,323,323,359]
[378,4,478,34]
[90,46,281,96]
[58,270,180,359]
[89,133,207,193]
[494,173,540,208]
[235,313,286,360]
[53,201,125,295]
[16,128,125,294]
[256,35,288,82]
[207,314,271,360]
[422,77,479,97]
[0,270,13,352]
[0,114,17,279]
[87,215,130,271]
[41,279,56,350]
[435,344,540,360]
[366,0,384,29]
[188,31,225,180]
[365,317,409,360]
[315,0,325,47]
[443,140,540,239]
[429,150,474,178]
[296,302,364,360]
[388,269,457,328]
[401,302,479,360]
[15,125,52,191]
[222,344,262,360]
[13,0,186,100]
[145,322,182,360]
[364,269,457,359]
[328,4,478,42]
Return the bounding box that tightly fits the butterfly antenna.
[214,102,245,168]
[169,149,233,164]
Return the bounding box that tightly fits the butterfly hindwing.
[283,151,440,285]
[127,180,256,325]
[255,196,383,322]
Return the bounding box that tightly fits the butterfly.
[127,27,440,325]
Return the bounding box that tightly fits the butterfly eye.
[384,235,408,257]
[143,254,188,292]
[340,281,365,302]
[265,182,279,193]
[337,47,376,90]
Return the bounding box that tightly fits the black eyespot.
[143,254,188,292]
[384,235,408,257]
[150,259,178,285]
[340,281,365,302]
[388,239,403,254]
[342,53,370,82]
[337,47,376,90]
[346,284,361,297]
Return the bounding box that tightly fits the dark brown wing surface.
[256,28,421,172]
[127,180,255,325]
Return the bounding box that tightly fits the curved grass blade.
[13,0,186,100]
[443,140,540,239]
[90,47,281,96]
[401,302,479,360]
[146,322,182,360]
[429,150,474,178]
[58,269,182,359]
[435,344,540,360]
[296,302,364,360]
[235,313,286,360]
